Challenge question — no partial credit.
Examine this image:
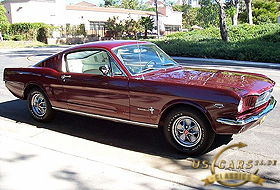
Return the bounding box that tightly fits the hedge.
[0,22,54,43]
[151,23,280,63]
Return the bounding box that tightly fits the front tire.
[163,108,215,156]
[27,88,54,122]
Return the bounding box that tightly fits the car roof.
[64,40,152,52]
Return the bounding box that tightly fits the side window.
[66,49,125,77]
[65,50,110,75]
[110,58,125,76]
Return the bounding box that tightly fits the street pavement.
[0,46,280,190]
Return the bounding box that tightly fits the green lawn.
[0,41,47,49]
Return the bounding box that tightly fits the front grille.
[255,89,272,107]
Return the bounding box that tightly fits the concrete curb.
[172,56,280,70]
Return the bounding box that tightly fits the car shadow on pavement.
[0,99,233,159]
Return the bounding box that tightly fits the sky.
[66,0,104,6]
[65,0,152,6]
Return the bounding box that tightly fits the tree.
[215,0,229,41]
[105,16,124,39]
[104,0,119,7]
[139,16,154,38]
[124,17,142,37]
[252,0,278,24]
[230,0,240,25]
[138,0,148,10]
[121,0,138,10]
[239,0,279,24]
[0,3,9,24]
[244,0,253,24]
[0,3,9,40]
[198,0,219,28]
[173,4,200,29]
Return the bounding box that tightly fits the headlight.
[255,89,272,107]
[237,96,258,113]
[237,98,243,113]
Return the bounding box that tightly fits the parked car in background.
[3,40,277,156]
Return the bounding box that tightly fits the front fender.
[158,99,215,130]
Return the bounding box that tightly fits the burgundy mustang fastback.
[3,40,277,155]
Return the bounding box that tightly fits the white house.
[2,0,183,37]
[2,0,66,25]
[175,0,200,8]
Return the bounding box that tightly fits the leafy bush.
[2,34,10,40]
[228,23,280,42]
[13,35,23,41]
[0,23,10,35]
[10,23,37,40]
[37,26,48,43]
[1,22,54,43]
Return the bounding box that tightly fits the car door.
[61,49,129,120]
[112,44,162,125]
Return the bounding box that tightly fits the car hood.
[143,67,275,97]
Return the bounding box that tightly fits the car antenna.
[136,32,144,80]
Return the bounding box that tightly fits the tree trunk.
[144,29,147,39]
[231,0,239,25]
[245,0,253,25]
[216,0,229,42]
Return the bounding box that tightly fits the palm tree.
[139,16,154,38]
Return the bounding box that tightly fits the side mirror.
[99,65,110,76]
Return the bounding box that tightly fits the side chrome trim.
[52,107,158,128]
[216,96,277,126]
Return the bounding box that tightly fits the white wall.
[162,7,182,26]
[65,8,157,32]
[3,0,182,36]
[4,0,66,25]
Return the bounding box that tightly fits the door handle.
[61,75,71,81]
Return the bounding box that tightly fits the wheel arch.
[158,100,215,132]
[24,82,46,100]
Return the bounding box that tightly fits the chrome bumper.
[216,96,277,126]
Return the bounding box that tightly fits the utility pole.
[155,0,159,38]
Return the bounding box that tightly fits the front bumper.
[216,96,277,127]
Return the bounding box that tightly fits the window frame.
[112,44,178,76]
[63,48,127,77]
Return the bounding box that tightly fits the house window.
[89,21,105,37]
[164,25,181,35]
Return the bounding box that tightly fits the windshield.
[112,44,178,75]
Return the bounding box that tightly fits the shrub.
[150,23,280,63]
[1,22,54,43]
[8,22,54,42]
[2,34,10,40]
[37,26,48,43]
[10,23,36,40]
[228,23,280,42]
[13,35,23,41]
[0,23,10,35]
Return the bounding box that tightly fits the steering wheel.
[144,60,156,69]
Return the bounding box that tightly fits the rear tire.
[163,107,215,156]
[27,88,55,122]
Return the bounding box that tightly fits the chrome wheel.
[31,93,47,117]
[172,116,202,148]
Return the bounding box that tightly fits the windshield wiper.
[140,68,157,73]
[161,63,175,66]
